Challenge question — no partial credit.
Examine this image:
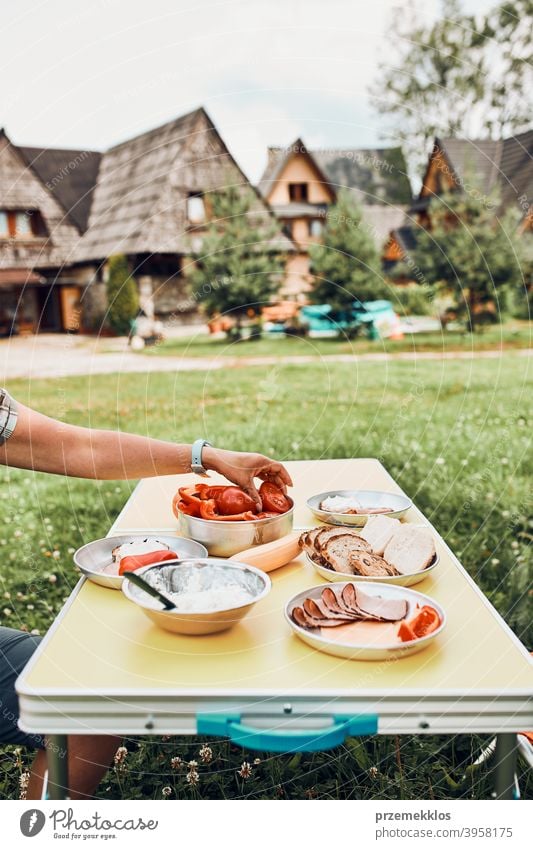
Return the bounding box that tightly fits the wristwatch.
[191,439,212,476]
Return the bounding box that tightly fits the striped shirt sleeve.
[0,388,18,445]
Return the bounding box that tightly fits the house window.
[309,219,324,237]
[288,183,308,202]
[0,210,39,237]
[15,212,31,235]
[187,193,206,224]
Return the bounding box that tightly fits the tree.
[370,0,533,178]
[402,187,524,330]
[188,186,286,337]
[308,190,386,311]
[105,254,139,336]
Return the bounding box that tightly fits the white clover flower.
[162,786,172,797]
[170,757,182,770]
[238,762,253,779]
[186,769,199,786]
[113,746,128,765]
[199,745,212,764]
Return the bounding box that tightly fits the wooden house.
[0,107,292,333]
[74,107,292,326]
[386,129,533,267]
[0,130,100,333]
[258,138,412,298]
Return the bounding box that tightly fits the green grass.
[1,354,532,799]
[140,320,532,359]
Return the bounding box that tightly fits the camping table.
[16,459,533,800]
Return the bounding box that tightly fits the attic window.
[289,183,308,202]
[0,210,43,238]
[187,193,206,224]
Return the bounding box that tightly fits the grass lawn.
[140,320,532,359]
[1,353,531,799]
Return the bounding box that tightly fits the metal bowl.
[306,551,440,587]
[285,581,446,661]
[307,490,412,527]
[177,507,294,557]
[122,558,271,635]
[73,534,208,590]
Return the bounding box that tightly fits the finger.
[266,462,293,487]
[241,480,262,510]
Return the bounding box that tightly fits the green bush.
[106,255,139,336]
[387,284,434,316]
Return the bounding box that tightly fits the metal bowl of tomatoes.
[173,481,294,557]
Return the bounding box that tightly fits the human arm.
[0,399,292,508]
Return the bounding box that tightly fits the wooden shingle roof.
[76,107,292,262]
[427,130,533,216]
[18,145,101,232]
[259,141,412,205]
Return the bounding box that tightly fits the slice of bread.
[323,534,373,574]
[383,524,436,575]
[349,551,400,577]
[359,514,401,556]
[315,526,370,557]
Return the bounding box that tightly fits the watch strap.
[191,439,212,476]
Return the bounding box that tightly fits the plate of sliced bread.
[298,515,438,587]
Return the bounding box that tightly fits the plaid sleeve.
[0,388,18,445]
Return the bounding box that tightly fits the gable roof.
[18,145,101,232]
[259,140,412,206]
[258,137,337,201]
[421,130,533,217]
[76,107,292,262]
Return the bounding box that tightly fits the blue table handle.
[197,712,378,753]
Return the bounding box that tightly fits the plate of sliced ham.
[299,516,439,587]
[307,490,412,527]
[285,581,446,660]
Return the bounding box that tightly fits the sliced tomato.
[397,605,441,642]
[215,486,257,516]
[409,605,441,638]
[259,481,291,514]
[119,549,177,576]
[397,621,417,642]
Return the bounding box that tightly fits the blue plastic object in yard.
[300,301,398,338]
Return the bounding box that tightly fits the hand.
[202,447,293,510]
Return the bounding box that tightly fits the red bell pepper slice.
[178,486,201,505]
[118,549,177,576]
[177,499,202,518]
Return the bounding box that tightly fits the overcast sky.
[2,0,492,182]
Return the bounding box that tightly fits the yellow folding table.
[16,460,533,800]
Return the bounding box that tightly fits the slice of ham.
[303,596,360,621]
[291,606,353,629]
[292,584,409,631]
[353,585,408,621]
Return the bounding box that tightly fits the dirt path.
[1,334,531,381]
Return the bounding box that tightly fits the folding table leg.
[492,733,517,800]
[47,735,69,800]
